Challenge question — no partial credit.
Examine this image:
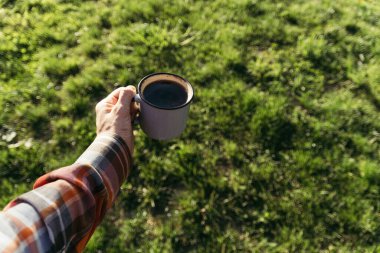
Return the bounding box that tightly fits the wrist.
[97,130,133,155]
[76,133,132,204]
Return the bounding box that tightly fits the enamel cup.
[133,73,194,140]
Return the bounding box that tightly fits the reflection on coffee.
[143,81,188,108]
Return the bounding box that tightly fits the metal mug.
[133,73,194,140]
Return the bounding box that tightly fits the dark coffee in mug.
[143,81,187,108]
[134,73,194,140]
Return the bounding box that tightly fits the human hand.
[95,86,137,154]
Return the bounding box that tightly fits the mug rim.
[137,72,194,110]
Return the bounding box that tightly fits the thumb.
[116,86,136,114]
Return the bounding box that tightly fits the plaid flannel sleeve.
[0,133,132,253]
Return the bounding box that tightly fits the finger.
[117,85,136,114]
[117,86,136,107]
[130,101,139,119]
[95,100,113,113]
[104,87,126,105]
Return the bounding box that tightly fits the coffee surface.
[143,81,188,108]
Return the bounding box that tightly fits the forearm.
[0,134,132,252]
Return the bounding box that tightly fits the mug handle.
[132,94,141,125]
[132,93,142,103]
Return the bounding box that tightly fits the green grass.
[1,0,380,252]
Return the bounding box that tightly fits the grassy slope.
[0,0,380,252]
